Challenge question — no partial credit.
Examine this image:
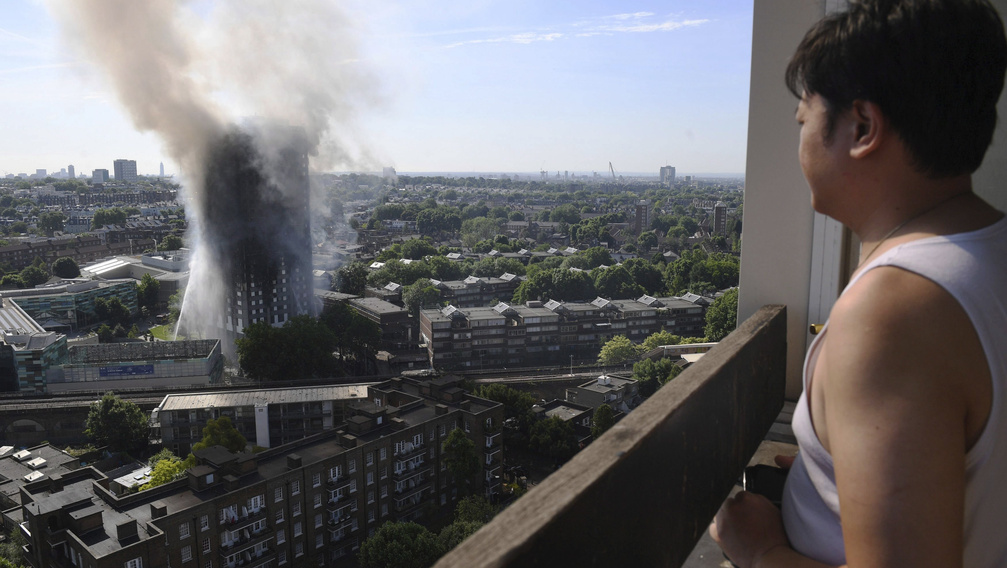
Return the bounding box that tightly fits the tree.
[160,234,183,251]
[529,416,579,460]
[96,324,114,343]
[192,416,247,453]
[642,330,682,351]
[358,522,444,568]
[236,316,339,382]
[84,393,149,453]
[319,302,381,375]
[438,520,483,552]
[38,211,65,236]
[442,428,479,494]
[0,527,27,568]
[140,452,194,490]
[597,335,644,366]
[400,238,437,260]
[593,265,645,300]
[19,265,49,288]
[705,288,739,341]
[136,273,161,311]
[402,278,441,319]
[334,261,369,295]
[631,358,681,397]
[91,207,128,229]
[591,404,615,439]
[51,256,80,278]
[454,495,496,523]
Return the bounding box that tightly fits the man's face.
[796,93,848,215]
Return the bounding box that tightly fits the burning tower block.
[199,124,314,342]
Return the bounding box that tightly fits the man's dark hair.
[786,0,1007,178]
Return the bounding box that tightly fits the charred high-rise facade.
[199,124,314,340]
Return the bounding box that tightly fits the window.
[295,543,304,557]
[316,534,324,549]
[439,424,446,437]
[275,487,284,502]
[381,503,388,517]
[313,493,322,508]
[367,490,374,504]
[350,480,357,493]
[278,550,287,565]
[330,465,342,480]
[349,459,356,473]
[179,521,191,539]
[291,480,300,495]
[314,513,323,528]
[294,521,302,537]
[379,447,387,460]
[381,485,388,498]
[414,433,423,446]
[381,467,387,480]
[202,538,211,554]
[125,559,143,568]
[249,494,265,511]
[200,515,209,531]
[275,509,284,524]
[368,508,375,522]
[292,502,301,516]
[312,472,321,487]
[276,529,286,544]
[205,561,212,568]
[181,546,192,563]
[366,452,374,466]
[366,472,374,486]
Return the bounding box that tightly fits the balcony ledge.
[435,305,787,568]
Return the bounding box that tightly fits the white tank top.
[782,216,1007,567]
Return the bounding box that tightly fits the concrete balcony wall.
[435,305,787,568]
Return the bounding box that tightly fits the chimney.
[116,519,138,541]
[286,454,302,470]
[150,502,167,519]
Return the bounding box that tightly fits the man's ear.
[849,99,884,159]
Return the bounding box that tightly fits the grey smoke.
[46,0,378,346]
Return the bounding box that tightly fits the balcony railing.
[435,305,787,568]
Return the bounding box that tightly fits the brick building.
[13,376,504,568]
[419,295,707,370]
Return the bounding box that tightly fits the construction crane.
[609,162,616,179]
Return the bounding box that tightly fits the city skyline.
[1,0,754,178]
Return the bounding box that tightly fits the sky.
[0,0,754,178]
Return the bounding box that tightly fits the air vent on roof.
[23,471,44,482]
[0,446,13,457]
[12,450,31,461]
[27,457,46,469]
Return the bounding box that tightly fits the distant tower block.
[67,165,75,179]
[660,165,676,187]
[635,199,651,234]
[713,201,728,236]
[160,162,165,178]
[113,159,138,182]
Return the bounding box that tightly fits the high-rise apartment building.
[201,126,314,340]
[113,159,138,182]
[713,201,728,236]
[92,169,109,183]
[635,199,651,234]
[660,165,676,186]
[67,165,75,179]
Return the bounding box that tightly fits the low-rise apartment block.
[419,294,707,370]
[13,376,504,568]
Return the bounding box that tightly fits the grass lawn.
[149,324,180,341]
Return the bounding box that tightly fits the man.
[711,1,1007,567]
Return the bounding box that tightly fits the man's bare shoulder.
[823,263,990,445]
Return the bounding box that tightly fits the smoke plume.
[46,0,376,350]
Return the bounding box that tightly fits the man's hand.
[710,491,789,568]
